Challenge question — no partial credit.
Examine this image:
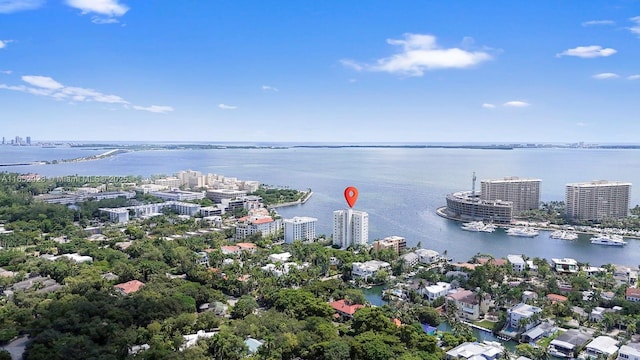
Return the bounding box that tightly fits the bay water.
[2,145,640,267]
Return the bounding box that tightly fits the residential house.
[584,336,619,359]
[627,288,640,302]
[400,252,419,267]
[520,321,557,343]
[268,252,292,263]
[114,280,145,295]
[551,258,579,273]
[445,341,504,360]
[614,265,638,288]
[414,249,441,264]
[180,330,217,351]
[221,245,242,255]
[236,242,257,253]
[507,255,526,272]
[618,343,640,360]
[548,330,593,359]
[330,299,365,319]
[446,288,490,321]
[522,291,538,303]
[423,282,452,303]
[352,260,391,280]
[507,303,542,331]
[195,251,209,266]
[546,294,568,304]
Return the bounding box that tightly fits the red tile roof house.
[330,300,365,319]
[626,288,640,302]
[236,242,258,253]
[114,280,145,295]
[546,294,568,304]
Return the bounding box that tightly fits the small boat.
[506,227,539,237]
[461,221,496,233]
[590,234,626,246]
[550,230,578,240]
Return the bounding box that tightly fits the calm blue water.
[2,146,640,267]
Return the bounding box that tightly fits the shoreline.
[268,190,313,209]
[436,206,640,239]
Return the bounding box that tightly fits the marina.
[590,234,627,246]
[460,221,497,233]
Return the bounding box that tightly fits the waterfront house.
[551,258,579,273]
[446,288,490,321]
[507,303,542,332]
[520,321,557,343]
[507,255,526,272]
[351,260,390,280]
[422,282,452,303]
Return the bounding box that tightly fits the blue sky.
[1,0,640,143]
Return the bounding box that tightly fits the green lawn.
[473,320,496,331]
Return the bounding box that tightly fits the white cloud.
[66,0,128,17]
[0,0,44,13]
[341,33,493,77]
[481,103,496,109]
[218,103,238,110]
[628,74,640,80]
[262,85,279,92]
[0,40,12,49]
[556,45,617,58]
[630,16,640,37]
[503,101,530,107]
[22,75,64,89]
[576,122,588,127]
[92,16,119,24]
[592,72,619,79]
[0,74,171,113]
[133,105,174,114]
[582,20,615,26]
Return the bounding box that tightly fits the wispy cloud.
[582,20,615,26]
[0,40,13,49]
[132,105,174,114]
[262,85,279,92]
[66,0,128,24]
[592,72,619,79]
[218,103,238,110]
[630,16,640,37]
[481,103,496,109]
[0,74,172,112]
[556,45,617,58]
[23,75,64,89]
[0,0,44,13]
[341,33,493,77]
[503,101,530,107]
[576,122,588,127]
[91,16,119,24]
[628,74,640,80]
[0,70,12,74]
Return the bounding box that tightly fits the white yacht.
[590,234,627,246]
[550,230,579,240]
[506,227,539,237]
[461,221,496,233]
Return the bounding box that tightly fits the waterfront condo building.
[372,235,407,254]
[284,216,318,243]
[565,180,631,221]
[481,177,541,215]
[332,209,368,249]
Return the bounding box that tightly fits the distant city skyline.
[1,1,639,143]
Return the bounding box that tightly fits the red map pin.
[344,186,358,208]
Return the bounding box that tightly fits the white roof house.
[585,336,618,359]
[268,252,292,263]
[617,344,640,360]
[446,341,504,360]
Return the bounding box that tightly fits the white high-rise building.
[481,177,541,215]
[332,209,368,249]
[284,216,318,244]
[566,180,631,221]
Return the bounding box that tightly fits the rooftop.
[330,299,365,316]
[114,280,145,295]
